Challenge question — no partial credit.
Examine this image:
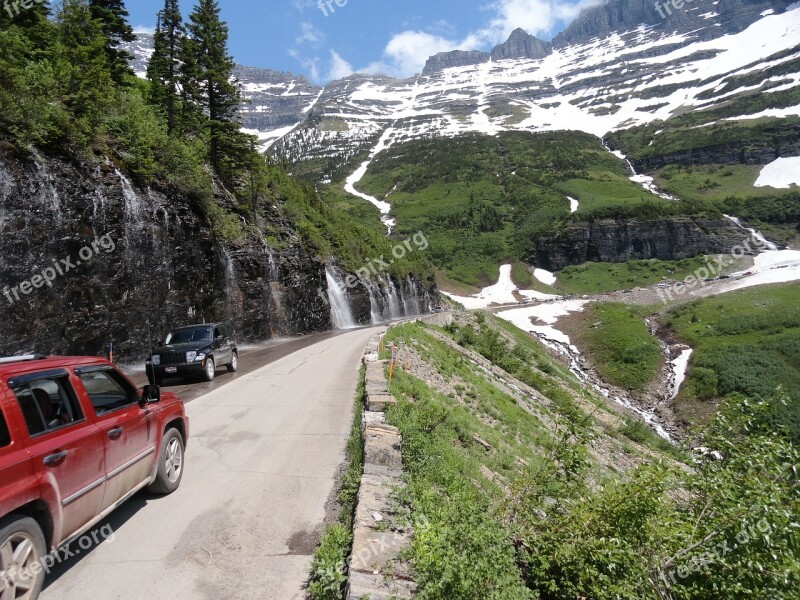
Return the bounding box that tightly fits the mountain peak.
[490,28,553,61]
[422,49,490,76]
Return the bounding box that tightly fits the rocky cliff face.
[422,50,490,76]
[0,146,435,360]
[534,216,760,271]
[623,122,800,171]
[554,0,792,46]
[490,28,552,60]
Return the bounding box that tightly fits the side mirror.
[141,384,161,404]
[215,335,224,343]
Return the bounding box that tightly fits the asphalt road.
[40,325,383,600]
[126,329,351,404]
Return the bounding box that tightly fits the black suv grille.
[159,352,186,366]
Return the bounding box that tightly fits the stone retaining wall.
[346,334,416,599]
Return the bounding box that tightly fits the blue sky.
[128,0,597,83]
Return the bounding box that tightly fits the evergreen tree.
[183,0,252,184]
[89,0,135,84]
[147,0,183,134]
[55,0,115,137]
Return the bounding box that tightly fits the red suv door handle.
[43,451,68,466]
[108,427,124,440]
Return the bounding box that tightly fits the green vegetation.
[556,257,741,295]
[0,0,434,282]
[606,115,800,243]
[663,283,800,442]
[354,131,667,287]
[383,316,798,599]
[307,365,365,600]
[564,303,662,391]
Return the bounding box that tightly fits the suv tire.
[203,357,215,382]
[227,351,238,373]
[0,515,47,600]
[148,428,184,495]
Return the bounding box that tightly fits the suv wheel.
[203,357,215,382]
[227,351,238,373]
[148,428,184,495]
[0,515,47,600]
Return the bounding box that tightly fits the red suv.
[0,355,189,600]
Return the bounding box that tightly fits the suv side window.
[214,327,222,340]
[11,376,85,437]
[78,369,136,415]
[0,408,10,447]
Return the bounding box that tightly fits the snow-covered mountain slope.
[127,1,800,171]
[124,34,321,150]
[272,4,800,177]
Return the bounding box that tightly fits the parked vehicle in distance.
[430,306,444,313]
[0,355,188,600]
[146,323,237,385]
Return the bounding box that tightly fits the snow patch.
[498,300,589,347]
[443,265,559,309]
[754,157,800,189]
[568,196,579,213]
[534,268,557,286]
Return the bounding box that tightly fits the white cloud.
[297,21,324,45]
[355,0,601,79]
[327,50,354,80]
[479,0,603,43]
[133,26,155,35]
[289,49,321,82]
[291,0,317,10]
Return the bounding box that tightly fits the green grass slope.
[663,282,800,441]
[379,313,798,599]
[355,131,667,287]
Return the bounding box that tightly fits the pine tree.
[88,0,135,84]
[147,0,183,134]
[183,0,252,184]
[55,0,115,137]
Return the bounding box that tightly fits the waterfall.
[365,280,384,324]
[385,276,403,320]
[405,275,422,316]
[326,267,357,329]
[117,169,148,267]
[723,214,779,251]
[266,246,280,281]
[31,150,62,220]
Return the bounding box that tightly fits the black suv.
[146,323,238,385]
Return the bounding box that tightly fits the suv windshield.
[164,327,212,345]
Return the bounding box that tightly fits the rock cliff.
[490,28,552,61]
[553,0,793,47]
[0,146,434,360]
[422,50,490,76]
[534,216,761,271]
